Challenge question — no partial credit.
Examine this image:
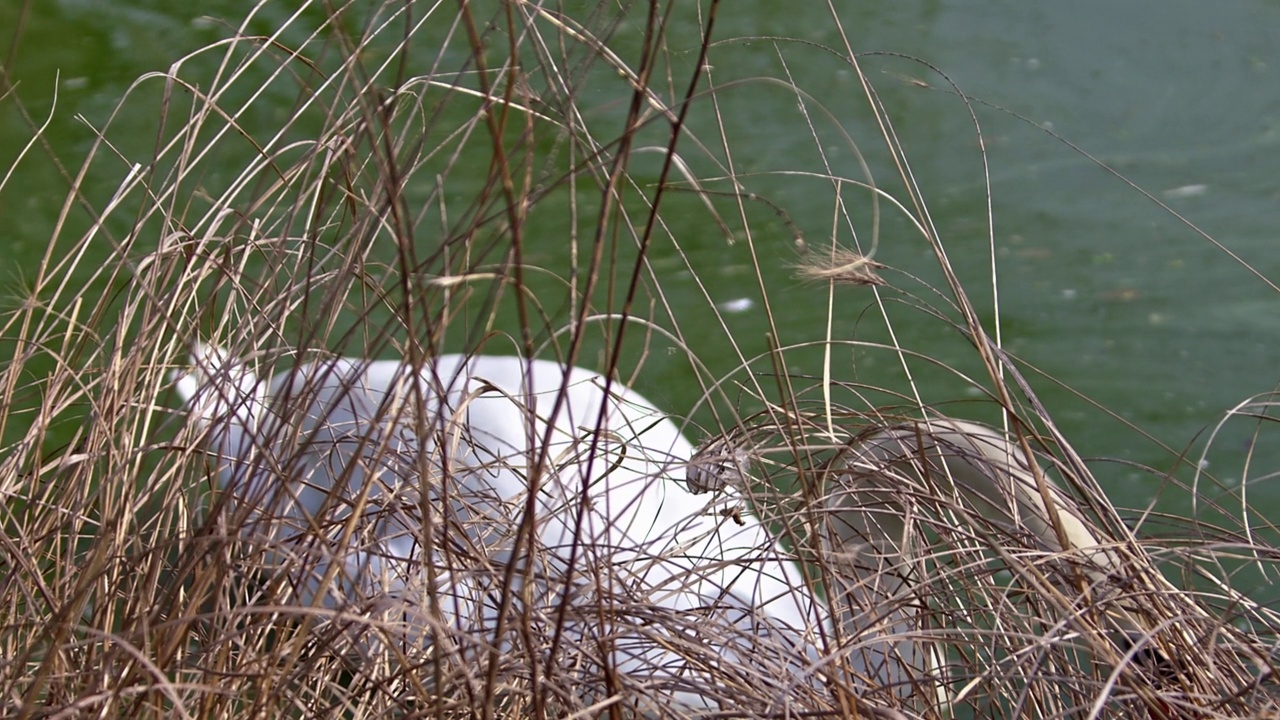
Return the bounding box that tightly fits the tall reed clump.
[2,1,1279,718]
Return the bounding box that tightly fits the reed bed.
[2,1,1279,718]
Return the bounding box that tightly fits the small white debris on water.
[717,298,754,313]
[1026,58,1041,71]
[1162,184,1208,199]
[1061,288,1078,300]
[1198,458,1211,470]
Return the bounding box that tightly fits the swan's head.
[172,341,269,433]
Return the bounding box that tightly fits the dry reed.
[2,1,1279,718]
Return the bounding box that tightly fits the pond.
[3,1,1278,575]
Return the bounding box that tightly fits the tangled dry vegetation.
[3,1,1280,718]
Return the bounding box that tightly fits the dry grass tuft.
[794,244,885,287]
[2,1,1279,718]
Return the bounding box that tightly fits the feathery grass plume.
[2,1,1280,719]
[794,243,886,288]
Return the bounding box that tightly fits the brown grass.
[2,1,1279,718]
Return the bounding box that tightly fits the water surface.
[3,1,1277,547]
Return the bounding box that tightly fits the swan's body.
[174,344,824,712]
[690,415,1148,707]
[823,416,1134,635]
[177,342,1148,714]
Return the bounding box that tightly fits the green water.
[3,2,1279,555]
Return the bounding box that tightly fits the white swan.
[173,343,826,714]
[176,342,1148,714]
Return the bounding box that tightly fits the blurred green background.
[2,2,1278,553]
